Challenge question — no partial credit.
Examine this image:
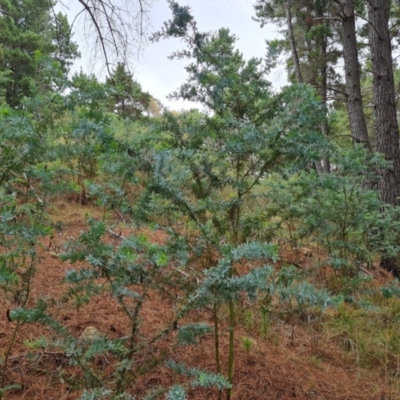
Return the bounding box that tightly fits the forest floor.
[0,201,399,400]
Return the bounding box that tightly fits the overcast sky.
[62,0,286,110]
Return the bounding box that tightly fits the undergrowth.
[2,3,400,399]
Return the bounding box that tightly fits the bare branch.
[77,0,112,75]
[58,0,155,76]
[355,13,383,40]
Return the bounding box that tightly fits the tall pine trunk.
[341,0,371,150]
[319,57,330,173]
[317,9,330,173]
[285,0,303,83]
[368,0,400,277]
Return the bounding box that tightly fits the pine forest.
[1,0,400,398]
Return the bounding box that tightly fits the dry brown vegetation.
[1,201,399,399]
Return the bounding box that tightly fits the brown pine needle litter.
[0,202,398,400]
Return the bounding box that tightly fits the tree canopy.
[0,0,78,107]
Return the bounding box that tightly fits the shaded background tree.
[337,0,371,149]
[254,0,340,173]
[368,0,400,276]
[254,0,400,277]
[106,62,151,119]
[0,0,78,107]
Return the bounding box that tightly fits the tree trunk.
[285,0,303,83]
[341,0,371,150]
[368,0,400,277]
[318,16,330,173]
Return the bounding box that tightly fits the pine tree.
[0,0,78,107]
[106,62,151,119]
[254,0,338,173]
[338,0,370,149]
[368,0,400,276]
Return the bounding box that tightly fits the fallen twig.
[7,351,69,362]
[106,228,127,241]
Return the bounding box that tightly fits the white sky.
[60,0,287,110]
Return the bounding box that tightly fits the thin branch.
[313,16,342,22]
[22,173,43,203]
[77,0,112,75]
[68,8,86,35]
[106,228,127,241]
[7,351,69,362]
[330,134,369,143]
[355,13,383,40]
[314,85,348,97]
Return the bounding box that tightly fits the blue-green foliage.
[0,189,51,305]
[0,107,45,186]
[10,304,47,324]
[381,280,400,299]
[79,389,113,400]
[263,146,400,273]
[0,384,22,398]
[167,360,231,390]
[193,245,332,308]
[177,323,213,345]
[2,2,400,399]
[166,385,186,400]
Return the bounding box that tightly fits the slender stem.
[227,298,235,400]
[213,303,221,374]
[21,254,36,308]
[1,321,21,387]
[285,0,303,83]
[115,294,144,394]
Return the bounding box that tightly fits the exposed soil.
[0,202,398,399]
